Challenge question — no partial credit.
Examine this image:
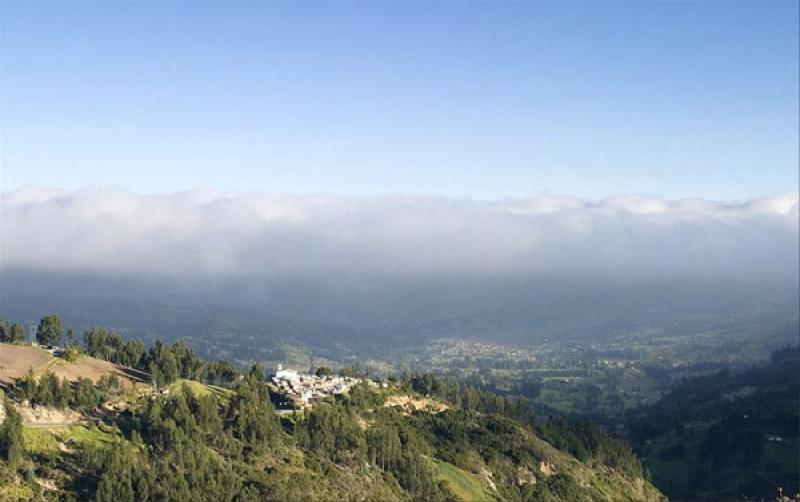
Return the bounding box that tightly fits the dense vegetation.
[407,373,646,480]
[0,314,664,501]
[13,370,121,411]
[0,319,26,344]
[625,346,799,501]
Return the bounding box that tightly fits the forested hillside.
[0,315,664,501]
[625,346,799,501]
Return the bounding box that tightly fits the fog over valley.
[2,3,798,500]
[2,187,797,356]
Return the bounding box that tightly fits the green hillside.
[625,346,799,501]
[168,378,233,399]
[0,337,664,502]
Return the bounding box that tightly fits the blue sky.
[2,1,798,199]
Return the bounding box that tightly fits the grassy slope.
[429,458,494,501]
[510,423,665,502]
[22,428,61,455]
[168,378,234,399]
[61,424,122,448]
[23,424,122,453]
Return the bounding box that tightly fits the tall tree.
[0,399,25,466]
[10,324,26,344]
[66,328,77,348]
[0,319,9,343]
[315,367,333,377]
[36,314,63,346]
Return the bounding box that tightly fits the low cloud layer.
[2,187,797,282]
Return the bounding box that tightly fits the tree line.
[1,315,242,390]
[12,369,121,411]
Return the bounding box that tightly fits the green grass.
[23,424,122,456]
[60,424,121,448]
[0,463,34,502]
[538,388,577,413]
[278,409,306,421]
[206,382,235,397]
[169,379,234,399]
[22,428,60,454]
[429,458,493,501]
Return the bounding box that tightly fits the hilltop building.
[274,364,299,382]
[269,365,361,409]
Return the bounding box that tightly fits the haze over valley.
[1,2,797,501]
[2,189,796,374]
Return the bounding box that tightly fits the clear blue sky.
[2,1,798,199]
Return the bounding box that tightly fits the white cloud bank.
[1,187,797,281]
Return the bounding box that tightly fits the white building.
[274,364,299,382]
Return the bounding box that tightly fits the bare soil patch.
[17,404,81,426]
[0,345,52,385]
[0,343,146,391]
[384,394,448,415]
[49,357,144,390]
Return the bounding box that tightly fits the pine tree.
[36,314,63,346]
[0,399,25,466]
[10,324,26,344]
[66,328,77,348]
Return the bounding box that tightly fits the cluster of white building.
[269,365,361,409]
